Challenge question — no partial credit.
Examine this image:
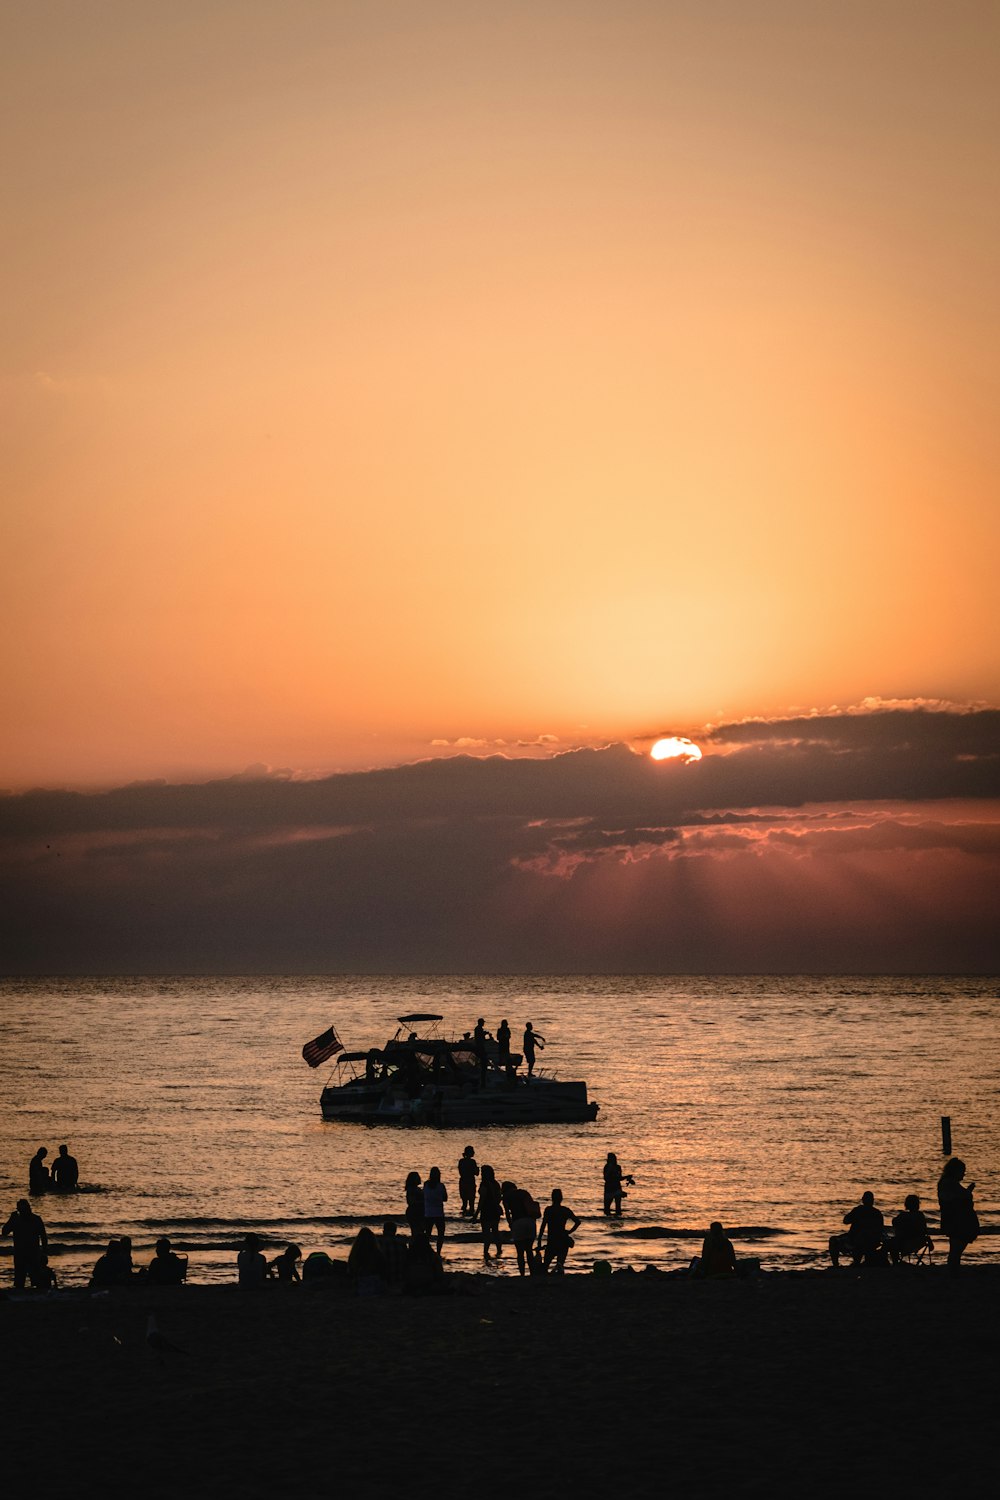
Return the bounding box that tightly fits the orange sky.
[3,1,998,789]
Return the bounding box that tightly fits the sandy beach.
[6,1267,998,1497]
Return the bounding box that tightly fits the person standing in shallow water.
[423,1166,448,1253]
[539,1188,581,1274]
[458,1146,479,1215]
[603,1152,634,1216]
[50,1144,79,1192]
[405,1171,425,1240]
[28,1148,50,1195]
[476,1164,504,1260]
[937,1158,978,1275]
[522,1022,545,1077]
[2,1199,48,1289]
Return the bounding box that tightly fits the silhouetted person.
[405,1171,425,1240]
[403,1233,447,1296]
[50,1144,79,1193]
[237,1232,268,1285]
[522,1023,545,1077]
[380,1220,409,1287]
[937,1158,978,1276]
[473,1018,490,1084]
[509,1186,541,1276]
[348,1226,387,1295]
[694,1221,738,1278]
[539,1189,581,1274]
[2,1199,48,1289]
[28,1148,50,1196]
[829,1191,885,1267]
[497,1018,512,1074]
[147,1236,188,1285]
[603,1152,635,1216]
[91,1238,133,1287]
[270,1243,301,1282]
[34,1254,57,1291]
[423,1166,448,1252]
[476,1164,504,1260]
[890,1195,933,1264]
[458,1145,479,1215]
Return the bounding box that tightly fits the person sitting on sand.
[147,1236,188,1286]
[889,1196,933,1264]
[423,1166,448,1253]
[348,1226,388,1296]
[693,1222,738,1278]
[28,1148,50,1196]
[402,1233,447,1297]
[91,1238,134,1287]
[476,1164,504,1260]
[237,1233,269,1285]
[2,1199,48,1290]
[270,1243,301,1283]
[937,1158,978,1277]
[50,1144,79,1193]
[539,1188,581,1274]
[458,1146,479,1215]
[829,1191,885,1268]
[380,1220,409,1287]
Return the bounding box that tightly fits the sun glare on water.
[650,736,702,763]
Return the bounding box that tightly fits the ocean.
[1,975,996,1283]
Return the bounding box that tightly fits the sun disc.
[650,736,702,763]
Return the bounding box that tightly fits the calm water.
[1,976,996,1283]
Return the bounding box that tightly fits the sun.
[650,736,702,763]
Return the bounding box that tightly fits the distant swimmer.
[603,1152,635,1216]
[522,1022,545,1077]
[458,1145,479,1215]
[538,1188,581,1274]
[2,1199,48,1289]
[28,1148,50,1196]
[50,1144,79,1193]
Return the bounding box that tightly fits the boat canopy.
[397,1013,443,1024]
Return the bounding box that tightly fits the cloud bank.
[2,708,998,973]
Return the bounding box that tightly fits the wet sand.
[6,1268,997,1497]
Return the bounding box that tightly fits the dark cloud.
[1,708,998,973]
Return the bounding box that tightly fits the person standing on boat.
[423,1166,448,1253]
[496,1019,513,1076]
[522,1022,545,1077]
[473,1019,491,1084]
[458,1146,479,1215]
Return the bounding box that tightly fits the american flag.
[301,1025,343,1069]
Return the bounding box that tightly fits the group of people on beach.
[829,1158,979,1275]
[27,1145,79,1195]
[403,1148,583,1275]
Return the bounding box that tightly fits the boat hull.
[320,1077,598,1126]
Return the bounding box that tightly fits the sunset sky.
[3,3,998,972]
